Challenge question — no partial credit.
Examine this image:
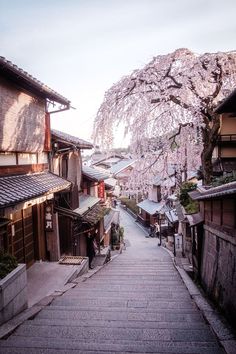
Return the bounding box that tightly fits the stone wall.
[201,224,236,326]
[0,264,27,325]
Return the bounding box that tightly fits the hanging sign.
[174,233,183,256]
[45,202,53,232]
[98,181,105,200]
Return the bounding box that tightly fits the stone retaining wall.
[0,264,28,325]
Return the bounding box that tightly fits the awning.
[73,194,105,225]
[165,209,178,224]
[186,213,204,226]
[54,206,82,220]
[74,194,101,215]
[82,203,105,225]
[0,172,71,208]
[104,209,120,232]
[137,199,164,215]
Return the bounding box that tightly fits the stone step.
[76,280,183,285]
[10,323,218,343]
[26,317,209,330]
[65,288,189,296]
[95,275,181,279]
[51,299,197,312]
[91,274,179,278]
[0,336,224,354]
[71,284,186,291]
[69,288,187,295]
[98,266,175,270]
[38,307,204,322]
[56,296,195,309]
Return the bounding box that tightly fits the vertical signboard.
[45,202,53,232]
[98,181,105,201]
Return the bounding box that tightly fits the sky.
[1,0,236,147]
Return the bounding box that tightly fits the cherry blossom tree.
[93,48,236,185]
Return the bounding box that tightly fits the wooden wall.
[0,78,46,152]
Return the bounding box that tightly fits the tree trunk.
[200,114,221,185]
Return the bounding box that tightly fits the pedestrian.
[149,224,154,237]
[154,221,160,238]
[87,232,96,269]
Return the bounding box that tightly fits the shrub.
[119,197,139,214]
[211,172,236,187]
[179,182,199,214]
[0,249,18,279]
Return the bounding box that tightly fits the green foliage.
[179,182,197,206]
[179,182,199,214]
[184,200,199,214]
[211,172,236,187]
[0,249,18,280]
[119,197,139,214]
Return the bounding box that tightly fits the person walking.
[87,232,96,269]
[154,221,160,238]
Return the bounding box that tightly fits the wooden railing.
[218,134,236,142]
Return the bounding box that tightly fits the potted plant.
[0,250,18,279]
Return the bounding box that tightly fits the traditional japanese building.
[213,88,236,174]
[186,88,236,327]
[50,129,93,256]
[189,182,236,327]
[0,57,71,267]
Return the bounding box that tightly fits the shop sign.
[98,181,105,200]
[45,202,53,231]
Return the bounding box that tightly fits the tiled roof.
[74,194,105,225]
[0,56,70,106]
[74,194,100,215]
[186,212,204,226]
[92,154,124,166]
[189,181,236,200]
[82,166,109,182]
[104,177,117,188]
[215,88,236,114]
[0,172,71,208]
[137,199,164,215]
[51,129,93,149]
[82,203,105,225]
[109,159,135,175]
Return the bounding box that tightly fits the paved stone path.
[0,208,225,353]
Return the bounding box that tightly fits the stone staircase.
[0,255,224,354]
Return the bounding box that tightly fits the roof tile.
[0,172,71,208]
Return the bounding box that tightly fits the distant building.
[213,88,236,174]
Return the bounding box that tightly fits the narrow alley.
[0,208,225,354]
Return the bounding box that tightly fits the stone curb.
[175,266,236,354]
[161,244,236,354]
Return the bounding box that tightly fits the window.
[62,156,68,179]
